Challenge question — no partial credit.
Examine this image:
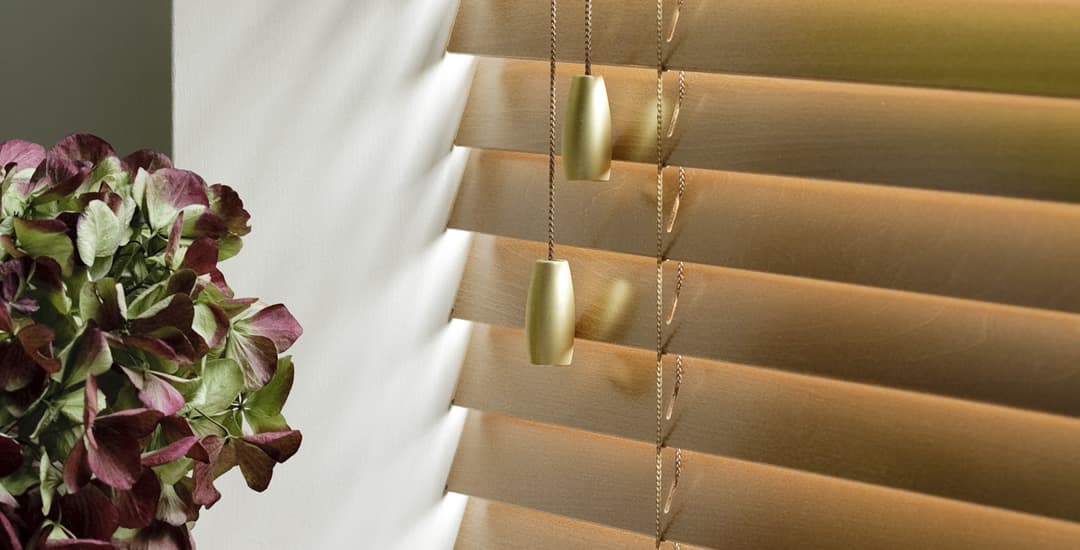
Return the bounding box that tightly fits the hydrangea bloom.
[0,135,302,548]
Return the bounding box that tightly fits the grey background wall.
[174,1,474,548]
[0,0,172,154]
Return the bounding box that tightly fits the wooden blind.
[443,1,1080,548]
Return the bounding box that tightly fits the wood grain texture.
[449,148,1080,313]
[448,411,1080,549]
[452,234,1080,417]
[456,57,1080,202]
[455,323,1080,523]
[449,0,1080,98]
[454,498,701,550]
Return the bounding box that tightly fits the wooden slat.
[450,148,1080,313]
[456,57,1080,203]
[455,323,1080,523]
[454,498,699,550]
[448,411,1080,549]
[452,233,1080,418]
[449,0,1080,99]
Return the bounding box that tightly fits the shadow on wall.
[0,0,172,154]
[173,1,476,549]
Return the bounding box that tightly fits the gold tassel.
[525,259,575,365]
[562,75,612,181]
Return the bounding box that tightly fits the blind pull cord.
[585,0,593,76]
[655,0,666,546]
[666,0,685,43]
[667,71,687,139]
[666,166,688,233]
[665,261,685,326]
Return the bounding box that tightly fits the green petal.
[76,200,121,266]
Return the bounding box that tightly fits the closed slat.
[452,233,1080,417]
[454,498,698,550]
[448,411,1080,549]
[450,148,1080,313]
[456,57,1080,203]
[455,323,1080,523]
[448,0,1080,99]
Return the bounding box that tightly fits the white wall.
[173,2,475,548]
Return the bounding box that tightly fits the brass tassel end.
[525,259,575,365]
[562,75,612,181]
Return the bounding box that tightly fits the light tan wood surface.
[452,234,1080,417]
[448,411,1080,549]
[456,57,1080,203]
[454,498,702,549]
[449,0,1080,98]
[455,323,1080,523]
[449,148,1080,313]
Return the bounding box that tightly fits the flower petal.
[236,304,302,353]
[232,439,277,492]
[121,368,184,416]
[0,510,22,550]
[225,333,277,390]
[145,169,209,232]
[0,435,21,477]
[192,435,224,508]
[179,237,217,275]
[114,467,161,529]
[0,140,45,172]
[15,324,59,374]
[241,430,302,463]
[89,409,163,489]
[128,520,194,550]
[208,184,250,236]
[121,149,173,174]
[63,439,91,492]
[57,483,119,541]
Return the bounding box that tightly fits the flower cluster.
[0,135,302,548]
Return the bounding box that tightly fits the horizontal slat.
[450,148,1080,313]
[449,0,1080,98]
[452,233,1080,417]
[455,323,1080,523]
[456,57,1080,203]
[448,411,1080,549]
[454,498,706,550]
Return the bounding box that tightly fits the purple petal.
[242,430,302,463]
[192,435,224,507]
[238,304,302,353]
[127,521,194,550]
[232,439,277,492]
[49,134,116,165]
[226,333,277,389]
[43,540,115,549]
[164,212,183,265]
[88,409,163,489]
[122,368,184,416]
[57,483,119,541]
[179,237,217,275]
[0,140,44,172]
[84,375,99,438]
[114,467,160,529]
[128,295,194,336]
[0,510,22,550]
[0,435,21,476]
[121,149,173,174]
[16,324,59,374]
[94,409,163,438]
[64,439,91,492]
[141,436,198,468]
[208,184,251,236]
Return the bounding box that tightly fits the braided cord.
[547,0,557,261]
